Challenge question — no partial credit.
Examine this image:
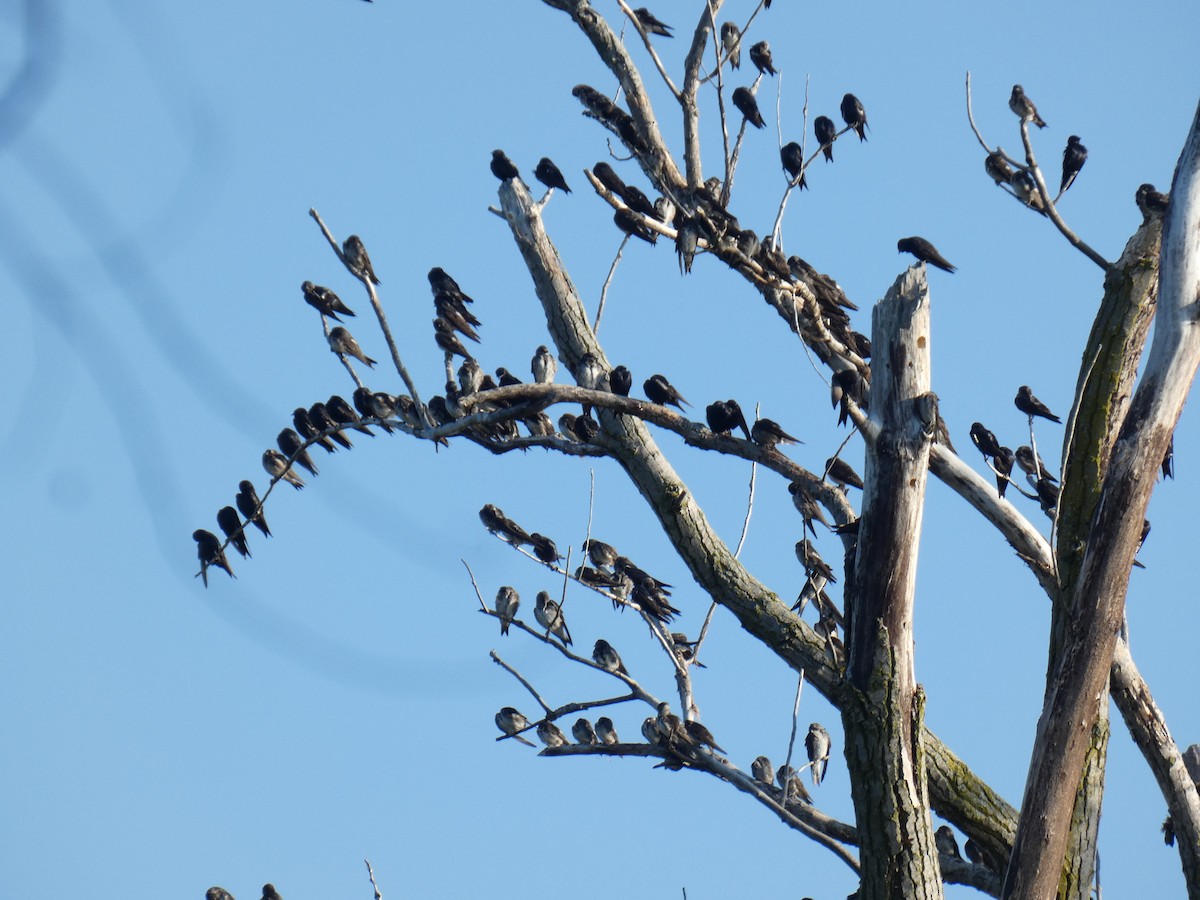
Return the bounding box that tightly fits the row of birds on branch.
[205,886,280,900]
[969,385,1063,514]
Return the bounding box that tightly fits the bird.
[655,701,689,749]
[457,358,484,396]
[584,538,618,569]
[592,162,630,199]
[984,149,1015,185]
[302,281,355,321]
[495,366,522,388]
[236,480,271,537]
[643,373,689,409]
[478,504,532,546]
[814,115,837,161]
[262,449,305,489]
[632,7,672,37]
[1136,183,1170,220]
[1015,385,1061,423]
[1059,135,1087,196]
[327,394,372,436]
[309,401,353,449]
[537,720,570,748]
[780,142,809,189]
[495,585,519,636]
[595,717,619,744]
[261,886,283,900]
[805,722,831,786]
[840,93,868,141]
[490,149,520,181]
[277,428,318,476]
[1016,445,1056,483]
[531,345,557,384]
[434,317,475,360]
[994,446,1015,498]
[897,236,956,273]
[796,539,837,583]
[935,825,962,860]
[1009,84,1046,128]
[610,365,633,397]
[194,529,234,586]
[216,506,250,558]
[720,21,741,68]
[207,889,236,900]
[749,40,776,76]
[535,157,571,193]
[751,755,774,785]
[495,707,536,746]
[969,422,1003,459]
[777,764,813,804]
[342,234,380,284]
[572,718,598,745]
[435,292,481,342]
[1010,169,1045,212]
[789,483,831,536]
[620,184,660,219]
[684,719,726,753]
[327,326,377,367]
[732,87,765,129]
[428,266,474,303]
[534,590,572,645]
[592,639,628,674]
[529,533,563,564]
[825,457,864,490]
[293,406,337,453]
[641,716,662,745]
[613,208,657,244]
[1162,436,1175,480]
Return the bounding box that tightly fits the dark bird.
[342,234,380,284]
[236,480,271,537]
[434,293,481,342]
[434,317,475,360]
[825,457,864,490]
[969,422,1003,459]
[495,707,536,746]
[632,7,672,37]
[749,40,776,76]
[207,889,236,900]
[495,585,519,636]
[706,400,738,436]
[719,21,742,68]
[614,208,657,244]
[1009,84,1047,128]
[805,722,831,786]
[309,401,353,449]
[534,590,572,645]
[610,365,633,397]
[294,407,337,453]
[261,886,283,900]
[529,533,563,564]
[535,157,571,194]
[572,718,598,745]
[194,529,235,586]
[302,281,355,321]
[592,638,628,675]
[644,373,688,410]
[795,539,836,583]
[1059,135,1087,196]
[216,506,250,559]
[277,428,319,476]
[985,149,1015,185]
[479,504,532,546]
[751,755,774,785]
[830,368,864,426]
[1136,183,1170,220]
[732,87,765,129]
[723,399,751,438]
[840,93,868,141]
[327,394,373,436]
[328,326,377,367]
[1162,435,1175,480]
[897,236,956,273]
[573,412,600,442]
[780,142,809,189]
[1015,385,1061,423]
[736,228,761,260]
[490,150,520,181]
[684,719,726,753]
[595,717,619,745]
[428,266,474,303]
[495,366,522,388]
[676,216,700,275]
[789,483,831,536]
[584,538,618,569]
[935,826,962,860]
[621,184,660,219]
[537,720,569,748]
[814,115,837,161]
[994,446,1015,499]
[1036,476,1061,516]
[1016,445,1055,483]
[592,162,629,199]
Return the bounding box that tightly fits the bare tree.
[194,2,1200,898]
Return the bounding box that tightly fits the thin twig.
[491,650,555,715]
[964,71,990,153]
[462,559,489,612]
[733,460,757,558]
[615,0,680,99]
[707,1,732,182]
[594,236,628,333]
[364,859,382,900]
[770,74,811,245]
[781,669,807,789]
[723,72,764,205]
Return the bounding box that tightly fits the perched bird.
[495,585,519,636]
[1036,476,1061,517]
[641,716,662,745]
[935,825,962,860]
[1016,445,1055,483]
[277,428,318,476]
[428,266,475,303]
[1136,183,1169,220]
[1162,436,1175,480]
[1015,385,1061,423]
[777,764,813,804]
[751,755,774,785]
[595,716,619,744]
[751,417,801,450]
[1009,84,1047,128]
[342,234,380,284]
[216,506,250,558]
[610,365,633,397]
[830,368,864,426]
[592,162,630,199]
[435,292,481,342]
[495,707,536,746]
[632,7,672,37]
[309,401,353,449]
[720,21,742,68]
[532,345,557,384]
[732,87,765,129]
[572,718,598,745]
[614,208,657,244]
[496,367,522,388]
[825,457,863,490]
[621,184,660,219]
[194,529,235,587]
[969,422,1003,459]
[261,886,283,900]
[263,449,306,489]
[749,41,776,76]
[736,228,761,260]
[490,149,520,181]
[684,719,726,754]
[302,281,355,321]
[293,406,337,453]
[675,217,700,274]
[207,889,236,900]
[434,317,475,361]
[529,533,563,564]
[534,590,572,645]
[790,483,831,536]
[537,720,570,748]
[805,722,831,786]
[328,326,376,367]
[994,446,1015,498]
[592,638,628,675]
[1010,169,1045,212]
[327,395,371,436]
[840,93,868,141]
[584,538,618,569]
[814,115,838,161]
[644,373,689,410]
[479,504,532,546]
[236,480,271,537]
[984,149,1015,185]
[671,632,704,667]
[1059,135,1087,196]
[780,142,809,189]
[897,236,956,273]
[655,701,689,749]
[535,157,571,194]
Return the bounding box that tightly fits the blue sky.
[2,1,1199,897]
